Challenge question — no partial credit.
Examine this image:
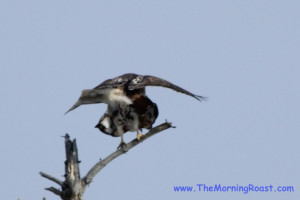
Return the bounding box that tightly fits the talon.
[117,134,126,150]
[117,141,126,150]
[137,132,144,141]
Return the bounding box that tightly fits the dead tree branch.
[83,121,173,184]
[39,172,63,186]
[45,187,63,196]
[40,121,173,200]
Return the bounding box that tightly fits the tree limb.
[39,172,63,186]
[63,135,81,190]
[45,187,62,197]
[40,121,173,199]
[83,121,173,185]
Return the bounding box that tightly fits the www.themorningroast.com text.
[173,184,294,194]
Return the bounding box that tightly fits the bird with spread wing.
[66,73,205,148]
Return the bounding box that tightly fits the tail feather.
[65,100,81,115]
[65,89,106,114]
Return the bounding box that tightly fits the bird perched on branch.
[66,73,205,148]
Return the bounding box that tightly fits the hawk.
[66,73,205,148]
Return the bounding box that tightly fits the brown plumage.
[66,73,205,147]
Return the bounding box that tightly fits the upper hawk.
[66,73,205,148]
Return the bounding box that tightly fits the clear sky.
[1,1,299,200]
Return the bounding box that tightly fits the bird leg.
[117,134,126,150]
[136,131,144,141]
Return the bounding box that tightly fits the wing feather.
[66,73,205,114]
[128,75,206,101]
[94,73,138,90]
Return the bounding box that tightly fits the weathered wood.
[40,122,173,200]
[83,122,173,184]
[62,135,84,200]
[39,172,63,186]
[45,187,62,196]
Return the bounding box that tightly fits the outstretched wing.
[94,73,139,90]
[128,75,206,101]
[65,73,205,114]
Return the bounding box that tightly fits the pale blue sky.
[1,1,299,200]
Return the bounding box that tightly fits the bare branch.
[64,134,81,182]
[63,134,84,199]
[39,172,63,186]
[45,187,62,196]
[41,122,173,199]
[83,121,173,185]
